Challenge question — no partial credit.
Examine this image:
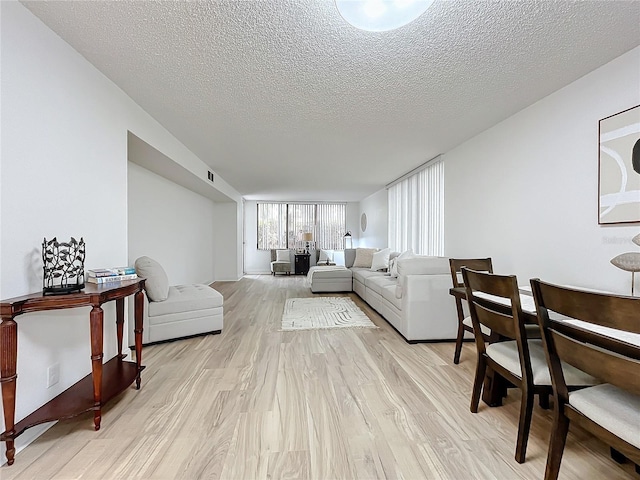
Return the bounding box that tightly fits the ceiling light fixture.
[336,0,434,32]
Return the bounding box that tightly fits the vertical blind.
[388,158,444,255]
[316,204,346,250]
[287,204,315,248]
[257,203,287,250]
[257,203,346,250]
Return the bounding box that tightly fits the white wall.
[128,162,215,284]
[243,201,271,274]
[445,46,640,294]
[359,189,389,248]
[0,1,241,454]
[236,200,245,279]
[345,201,360,248]
[243,201,360,274]
[214,202,243,281]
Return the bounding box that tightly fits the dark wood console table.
[0,278,145,466]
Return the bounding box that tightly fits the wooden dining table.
[449,286,538,323]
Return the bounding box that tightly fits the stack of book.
[86,266,137,284]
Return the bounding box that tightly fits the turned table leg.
[115,298,124,359]
[89,305,104,431]
[0,317,17,465]
[134,290,144,390]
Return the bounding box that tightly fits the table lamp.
[303,232,313,253]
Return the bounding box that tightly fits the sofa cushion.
[381,285,402,310]
[397,255,449,276]
[308,266,352,280]
[319,249,334,262]
[147,305,223,327]
[371,248,391,271]
[276,249,290,262]
[148,284,223,317]
[135,256,169,302]
[399,249,415,261]
[353,248,377,268]
[367,275,398,295]
[352,267,383,285]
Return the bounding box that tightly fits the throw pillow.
[392,249,415,285]
[134,256,169,302]
[319,249,334,262]
[370,248,391,271]
[352,248,377,268]
[398,249,415,261]
[276,249,290,262]
[389,258,399,278]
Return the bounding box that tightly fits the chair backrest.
[462,268,533,379]
[531,279,640,401]
[134,256,170,302]
[449,258,493,288]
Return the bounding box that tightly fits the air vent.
[207,171,214,183]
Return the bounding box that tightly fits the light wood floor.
[3,275,635,479]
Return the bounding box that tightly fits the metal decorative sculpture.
[42,237,85,295]
[610,233,640,295]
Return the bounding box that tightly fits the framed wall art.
[598,105,640,224]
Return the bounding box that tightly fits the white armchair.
[128,256,223,346]
[270,249,292,275]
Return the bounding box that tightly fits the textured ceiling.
[23,0,640,201]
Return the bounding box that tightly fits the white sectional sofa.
[318,249,458,343]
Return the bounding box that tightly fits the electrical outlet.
[47,363,60,388]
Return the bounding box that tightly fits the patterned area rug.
[282,297,377,331]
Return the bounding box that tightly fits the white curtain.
[316,204,346,250]
[388,159,444,255]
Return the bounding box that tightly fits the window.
[287,204,315,249]
[388,157,444,255]
[316,204,347,250]
[257,203,287,250]
[257,203,346,250]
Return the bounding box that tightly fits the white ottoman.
[308,266,353,293]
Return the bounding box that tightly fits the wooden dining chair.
[531,279,640,480]
[449,258,494,364]
[462,268,598,464]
